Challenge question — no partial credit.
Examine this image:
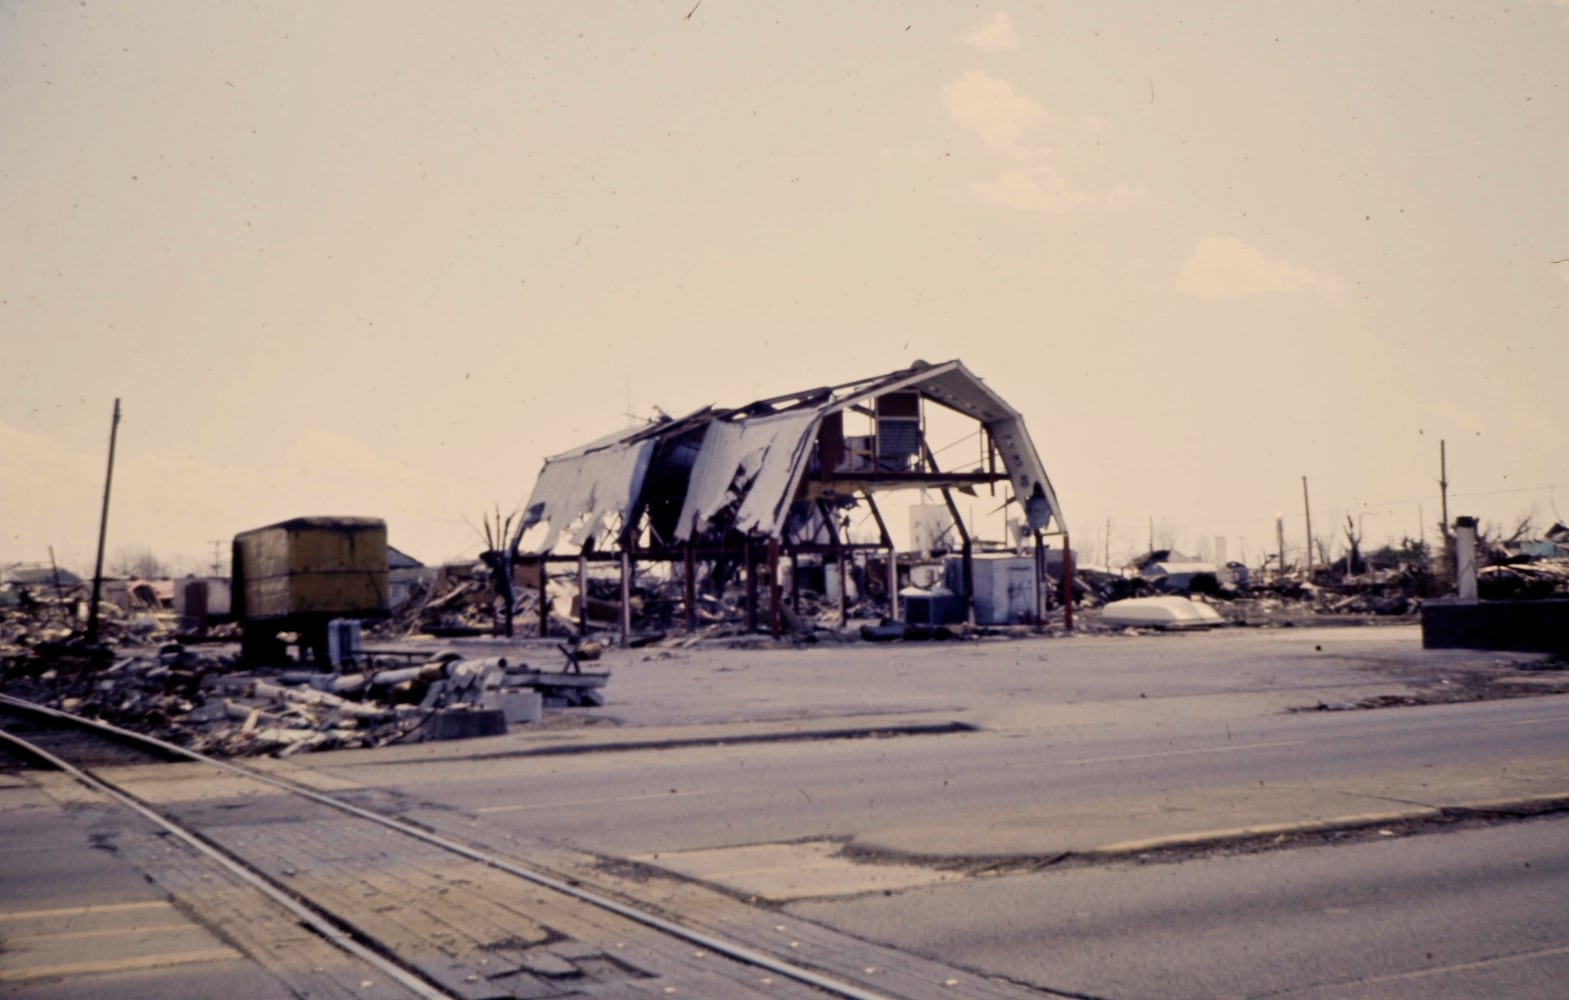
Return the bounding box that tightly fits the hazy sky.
[4,1,1567,574]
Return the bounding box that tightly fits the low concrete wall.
[1421,598,1569,654]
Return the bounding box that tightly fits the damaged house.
[509,359,1070,639]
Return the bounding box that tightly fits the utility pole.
[86,399,122,646]
[1302,476,1314,582]
[1276,514,1285,582]
[1438,440,1450,536]
[1438,440,1453,584]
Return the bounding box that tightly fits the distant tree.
[1367,536,1432,570]
[1511,515,1536,543]
[109,547,169,578]
[1341,515,1366,575]
[1312,535,1334,572]
[1152,519,1177,552]
[1475,514,1537,564]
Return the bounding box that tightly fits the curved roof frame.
[514,359,1065,556]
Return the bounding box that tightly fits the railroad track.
[0,695,1047,999]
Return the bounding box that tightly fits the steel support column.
[744,539,757,632]
[819,499,849,624]
[1033,530,1046,633]
[864,493,896,619]
[768,538,782,639]
[684,542,697,634]
[619,549,632,648]
[577,555,588,636]
[538,558,549,636]
[1062,531,1075,631]
[789,549,800,611]
[940,486,974,625]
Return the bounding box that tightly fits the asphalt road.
[325,683,1569,861]
[302,626,1569,998]
[789,816,1569,999]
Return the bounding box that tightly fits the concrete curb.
[1089,791,1569,857]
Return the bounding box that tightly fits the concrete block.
[495,690,542,725]
[1421,598,1569,654]
[424,707,507,741]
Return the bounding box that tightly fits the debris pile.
[373,563,507,639]
[3,625,608,757]
[2,581,177,660]
[1478,559,1569,601]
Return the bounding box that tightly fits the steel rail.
[0,721,455,1000]
[0,693,892,1000]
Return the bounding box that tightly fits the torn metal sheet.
[987,414,1062,532]
[674,410,821,541]
[833,360,1065,533]
[516,440,655,554]
[516,358,1067,554]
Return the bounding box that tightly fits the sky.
[3,1,1567,575]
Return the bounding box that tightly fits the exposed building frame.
[511,360,1070,642]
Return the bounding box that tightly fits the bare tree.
[480,507,522,637]
[1475,513,1539,564]
[1503,513,1536,546]
[109,547,169,578]
[1342,514,1363,576]
[1313,535,1334,573]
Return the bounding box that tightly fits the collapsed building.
[508,359,1071,640]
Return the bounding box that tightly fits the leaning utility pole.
[1301,476,1314,582]
[85,399,122,646]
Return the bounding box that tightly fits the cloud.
[960,12,1019,51]
[940,70,1145,213]
[1176,237,1346,300]
[941,70,1048,152]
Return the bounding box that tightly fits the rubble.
[11,503,1565,754]
[3,582,608,756]
[1477,559,1569,601]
